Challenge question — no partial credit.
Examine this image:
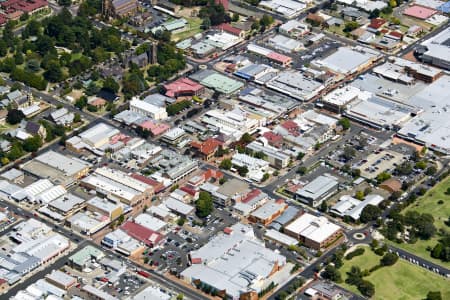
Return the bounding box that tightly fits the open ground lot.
[389,176,450,268]
[340,246,450,300]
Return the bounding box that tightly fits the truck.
[136,270,150,278]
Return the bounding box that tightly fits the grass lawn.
[326,25,347,37]
[340,246,450,300]
[172,17,203,42]
[389,176,450,268]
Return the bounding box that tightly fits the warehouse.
[20,150,91,187]
[312,46,381,76]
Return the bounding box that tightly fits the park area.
[340,246,450,300]
[389,176,450,268]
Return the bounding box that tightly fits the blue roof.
[438,2,450,13]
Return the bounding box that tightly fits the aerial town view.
[0,0,448,299]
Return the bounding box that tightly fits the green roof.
[200,73,244,94]
[69,245,104,266]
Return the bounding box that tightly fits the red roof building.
[138,120,170,136]
[163,78,204,98]
[131,174,165,194]
[203,168,223,181]
[262,131,283,147]
[121,221,164,247]
[180,184,199,198]
[191,138,223,160]
[214,23,243,37]
[241,189,262,204]
[1,0,48,15]
[403,5,436,20]
[267,52,292,66]
[281,120,299,136]
[368,18,386,30]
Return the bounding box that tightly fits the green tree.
[102,76,120,93]
[344,21,359,32]
[6,109,25,125]
[360,204,381,223]
[322,265,342,282]
[44,61,64,82]
[262,173,270,182]
[238,166,249,177]
[196,191,213,218]
[219,158,232,170]
[355,190,365,200]
[23,136,42,152]
[426,291,442,300]
[73,113,81,123]
[240,132,254,144]
[380,252,398,266]
[297,166,307,175]
[358,280,375,297]
[338,117,351,130]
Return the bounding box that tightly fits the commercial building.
[284,213,342,249]
[134,213,167,232]
[238,87,297,117]
[68,246,105,271]
[181,223,287,300]
[81,167,154,210]
[163,197,195,216]
[191,137,223,160]
[45,270,76,290]
[66,212,109,235]
[196,71,244,95]
[47,193,86,218]
[403,5,436,19]
[419,26,450,70]
[268,34,303,53]
[259,0,307,18]
[101,228,143,256]
[148,149,198,182]
[160,127,189,148]
[21,150,91,187]
[201,107,261,140]
[249,200,288,226]
[312,46,381,76]
[201,178,250,207]
[264,229,298,247]
[247,140,290,169]
[49,108,75,126]
[266,71,324,101]
[321,86,369,114]
[232,153,270,182]
[86,197,123,221]
[121,221,164,247]
[233,189,268,216]
[343,95,414,130]
[331,194,384,221]
[247,44,293,67]
[66,123,120,154]
[82,284,118,300]
[295,174,339,207]
[129,98,168,120]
